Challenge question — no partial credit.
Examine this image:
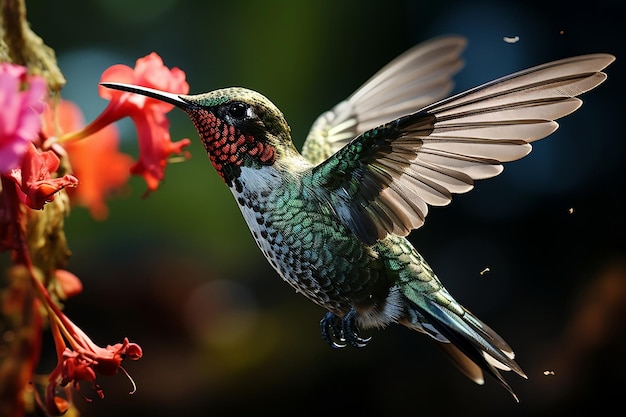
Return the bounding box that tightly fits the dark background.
[21,0,626,416]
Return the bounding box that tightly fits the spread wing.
[305,53,615,245]
[301,36,467,165]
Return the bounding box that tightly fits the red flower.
[0,63,46,174]
[44,306,142,415]
[97,52,188,116]
[126,106,189,192]
[0,57,154,416]
[48,338,142,398]
[60,52,191,194]
[7,143,78,210]
[43,100,133,219]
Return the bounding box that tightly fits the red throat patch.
[190,109,276,181]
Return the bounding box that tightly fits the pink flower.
[0,63,47,173]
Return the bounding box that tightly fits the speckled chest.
[228,166,360,312]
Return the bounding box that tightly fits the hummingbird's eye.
[227,102,248,119]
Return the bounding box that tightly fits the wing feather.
[306,52,614,244]
[301,36,467,165]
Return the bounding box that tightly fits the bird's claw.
[320,312,347,348]
[320,309,371,349]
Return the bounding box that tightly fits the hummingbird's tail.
[399,287,527,401]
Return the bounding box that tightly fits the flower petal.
[129,109,190,193]
[7,143,78,210]
[0,63,47,173]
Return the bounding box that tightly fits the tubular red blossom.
[6,143,78,210]
[0,63,47,173]
[98,52,188,114]
[52,340,142,393]
[98,53,191,193]
[46,338,142,414]
[57,52,191,193]
[44,303,142,415]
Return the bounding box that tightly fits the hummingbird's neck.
[187,107,278,184]
[228,153,311,195]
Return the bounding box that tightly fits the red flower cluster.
[0,52,188,415]
[0,64,75,212]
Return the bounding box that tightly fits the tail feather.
[405,297,526,401]
[437,343,484,385]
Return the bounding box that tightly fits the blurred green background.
[21,0,626,416]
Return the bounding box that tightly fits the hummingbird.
[102,36,614,401]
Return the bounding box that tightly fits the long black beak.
[100,82,191,108]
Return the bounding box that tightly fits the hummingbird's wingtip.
[100,82,190,108]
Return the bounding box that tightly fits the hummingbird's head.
[102,82,297,184]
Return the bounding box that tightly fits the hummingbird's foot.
[320,309,371,349]
[321,311,347,348]
[342,309,371,348]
